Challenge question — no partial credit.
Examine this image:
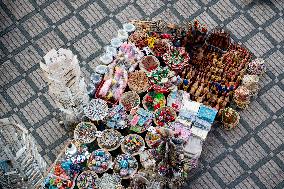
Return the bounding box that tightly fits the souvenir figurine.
[65,143,77,156]
[117,29,129,41]
[99,53,113,65]
[111,37,123,48]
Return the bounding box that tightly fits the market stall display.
[154,107,177,127]
[142,91,166,112]
[128,107,154,133]
[121,134,145,155]
[84,99,108,121]
[74,122,97,144]
[76,170,98,189]
[113,154,139,179]
[97,129,123,151]
[106,104,128,129]
[87,149,112,174]
[40,19,266,189]
[128,70,150,93]
[120,91,140,111]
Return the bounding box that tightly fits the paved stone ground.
[0,0,283,188]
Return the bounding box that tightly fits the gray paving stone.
[35,31,64,54]
[254,160,284,189]
[244,32,274,57]
[257,121,284,151]
[189,172,222,189]
[174,0,200,19]
[226,15,254,39]
[7,79,35,105]
[0,60,21,87]
[3,0,35,20]
[0,7,13,32]
[22,13,49,38]
[209,0,238,22]
[94,19,119,44]
[43,0,71,23]
[0,27,28,52]
[248,4,276,25]
[233,176,260,189]
[236,138,267,168]
[14,45,42,71]
[73,33,101,59]
[136,0,165,16]
[213,155,244,184]
[58,16,86,41]
[115,5,143,24]
[79,2,107,26]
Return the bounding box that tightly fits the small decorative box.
[179,109,196,122]
[190,126,210,140]
[182,100,201,115]
[194,118,212,131]
[197,105,218,124]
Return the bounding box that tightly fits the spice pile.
[41,19,266,189]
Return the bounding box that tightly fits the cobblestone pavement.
[0,0,283,188]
